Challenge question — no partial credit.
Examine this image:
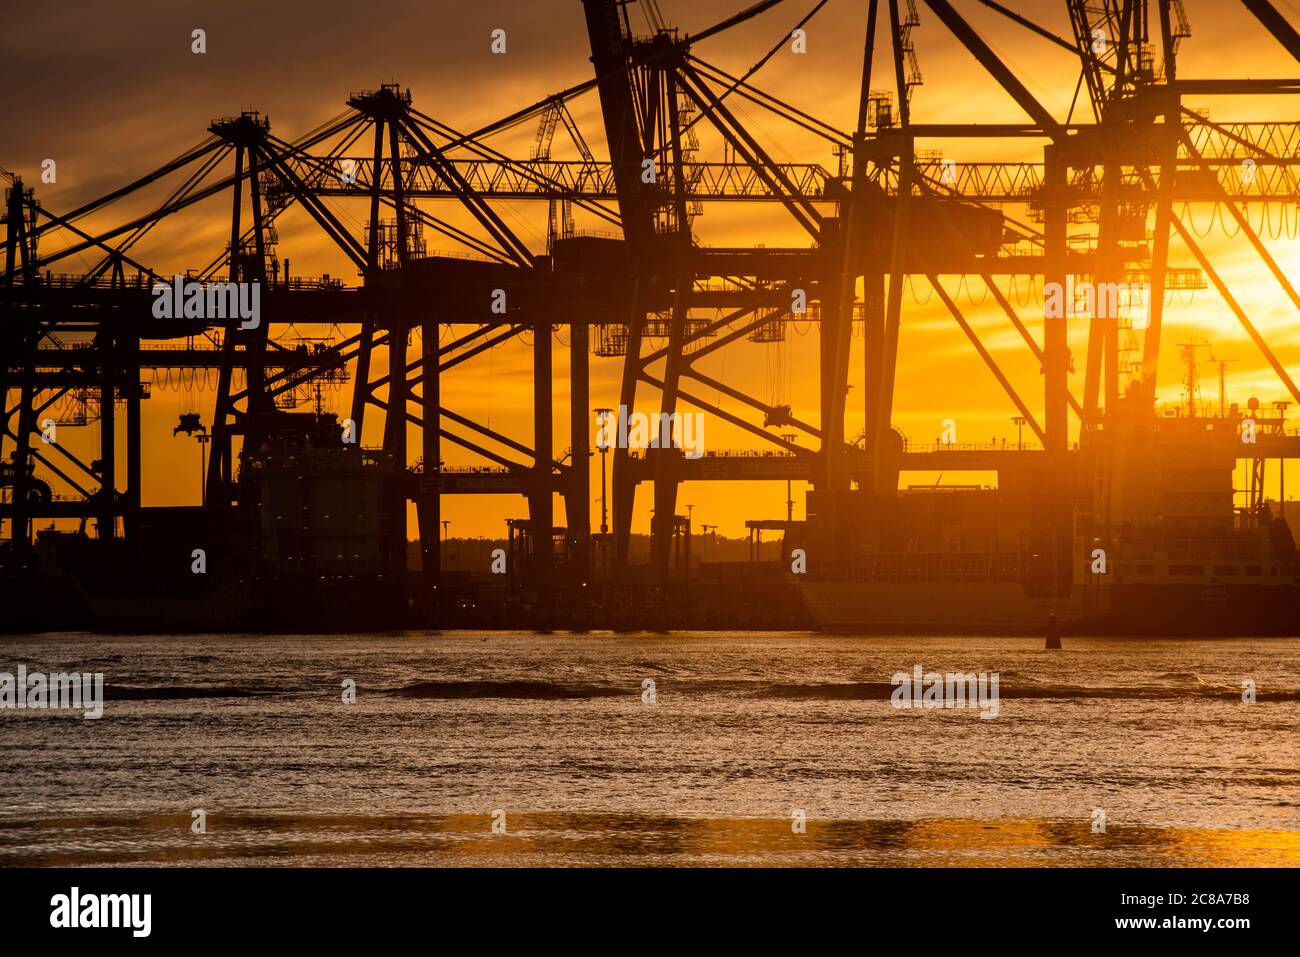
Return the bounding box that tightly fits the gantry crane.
[5,0,1300,619]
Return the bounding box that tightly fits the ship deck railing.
[848,551,1024,584]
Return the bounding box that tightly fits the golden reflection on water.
[4,812,1298,867]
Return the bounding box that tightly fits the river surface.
[1,631,1297,866]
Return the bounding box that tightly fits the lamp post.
[1011,415,1027,451]
[781,432,797,521]
[594,407,613,535]
[701,523,717,562]
[594,407,614,578]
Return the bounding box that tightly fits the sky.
[4,0,1300,538]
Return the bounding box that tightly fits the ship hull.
[1079,583,1300,637]
[799,581,1300,636]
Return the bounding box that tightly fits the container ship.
[0,410,410,633]
[798,397,1300,636]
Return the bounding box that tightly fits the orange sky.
[6,0,1300,537]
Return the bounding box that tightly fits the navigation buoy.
[1045,613,1062,650]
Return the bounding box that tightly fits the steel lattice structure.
[5,0,1300,609]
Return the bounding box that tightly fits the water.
[1,631,1298,867]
